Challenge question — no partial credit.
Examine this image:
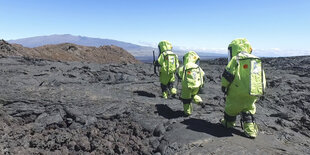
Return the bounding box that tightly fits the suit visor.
[228,49,231,62]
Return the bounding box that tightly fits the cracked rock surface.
[0,56,309,154]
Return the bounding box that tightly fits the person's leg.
[169,74,177,97]
[192,88,202,104]
[241,97,258,138]
[181,87,192,116]
[220,95,243,128]
[168,82,177,97]
[220,112,237,128]
[182,99,192,116]
[160,83,169,99]
[160,72,170,99]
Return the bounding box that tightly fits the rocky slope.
[0,39,139,64]
[8,34,156,57]
[0,53,309,154]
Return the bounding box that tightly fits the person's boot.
[241,112,258,138]
[193,95,205,108]
[243,122,258,138]
[162,91,168,99]
[170,88,177,98]
[220,118,236,128]
[193,95,202,104]
[183,103,192,116]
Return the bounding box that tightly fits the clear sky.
[0,0,309,56]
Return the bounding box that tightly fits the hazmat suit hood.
[228,38,252,62]
[158,40,173,53]
[183,51,200,66]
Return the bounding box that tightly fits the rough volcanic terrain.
[0,45,310,154]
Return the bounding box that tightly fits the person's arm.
[263,70,267,91]
[201,68,205,86]
[177,66,183,80]
[157,53,164,66]
[221,57,237,93]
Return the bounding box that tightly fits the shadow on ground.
[155,104,184,119]
[133,90,156,98]
[181,118,245,138]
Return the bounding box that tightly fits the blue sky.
[0,0,309,56]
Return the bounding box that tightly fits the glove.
[221,86,227,94]
[153,60,159,66]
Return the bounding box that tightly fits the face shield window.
[158,45,161,53]
[228,47,232,62]
[196,59,200,65]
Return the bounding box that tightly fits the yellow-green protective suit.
[157,40,179,98]
[221,38,266,138]
[178,51,205,115]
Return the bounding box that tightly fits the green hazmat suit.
[157,40,179,98]
[177,51,205,115]
[221,38,266,138]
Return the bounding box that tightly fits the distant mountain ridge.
[8,34,226,61]
[8,34,155,57]
[0,39,140,64]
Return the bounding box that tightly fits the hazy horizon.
[6,34,310,57]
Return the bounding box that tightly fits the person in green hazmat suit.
[155,40,179,99]
[220,38,266,138]
[177,51,205,116]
